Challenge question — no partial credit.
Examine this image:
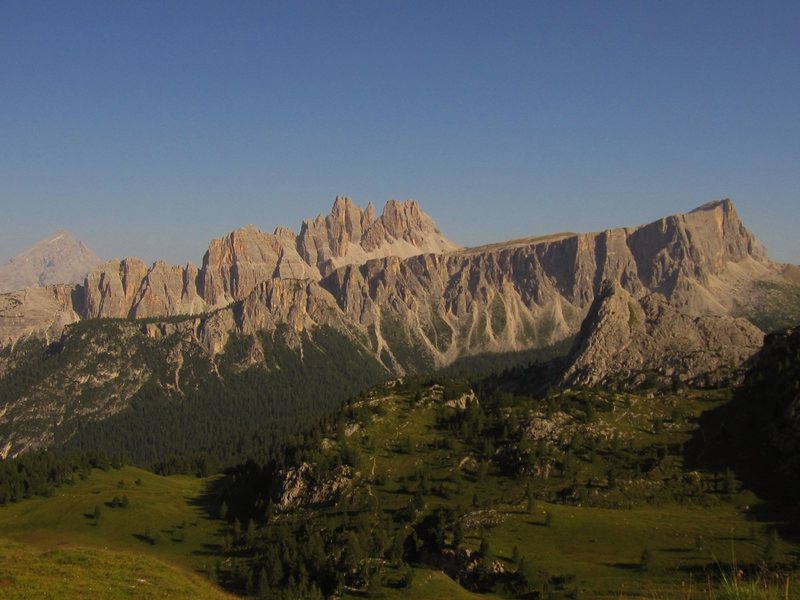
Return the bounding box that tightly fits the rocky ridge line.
[0,198,791,375]
[83,196,460,319]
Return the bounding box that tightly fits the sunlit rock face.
[0,197,790,375]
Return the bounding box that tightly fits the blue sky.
[1,0,798,265]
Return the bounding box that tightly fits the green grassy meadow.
[0,466,232,599]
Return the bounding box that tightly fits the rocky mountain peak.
[297,196,460,276]
[690,197,734,213]
[273,226,296,239]
[381,199,431,244]
[0,230,102,293]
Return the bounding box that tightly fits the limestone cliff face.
[130,261,206,318]
[201,225,312,308]
[560,280,764,389]
[320,248,584,370]
[84,258,150,319]
[236,278,343,335]
[625,199,769,313]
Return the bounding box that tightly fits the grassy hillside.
[0,539,233,600]
[0,466,232,599]
[214,380,799,599]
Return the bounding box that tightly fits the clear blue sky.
[1,0,798,265]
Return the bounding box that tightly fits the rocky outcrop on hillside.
[560,280,764,389]
[0,230,101,293]
[201,224,316,307]
[273,462,353,510]
[84,258,150,319]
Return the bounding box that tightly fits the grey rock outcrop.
[273,462,353,510]
[316,198,783,371]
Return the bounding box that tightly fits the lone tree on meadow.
[764,528,782,568]
[639,546,654,572]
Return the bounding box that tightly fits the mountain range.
[0,196,799,460]
[1,197,795,360]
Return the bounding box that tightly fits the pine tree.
[453,520,464,549]
[390,533,405,561]
[639,546,654,572]
[266,547,284,587]
[344,531,365,571]
[245,519,255,547]
[245,570,255,595]
[400,567,414,588]
[413,489,425,512]
[764,528,781,567]
[366,567,383,598]
[479,533,491,558]
[257,567,269,599]
[233,519,241,545]
[722,468,737,495]
[516,556,536,593]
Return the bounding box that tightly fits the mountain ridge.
[82,196,460,320]
[0,197,793,368]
